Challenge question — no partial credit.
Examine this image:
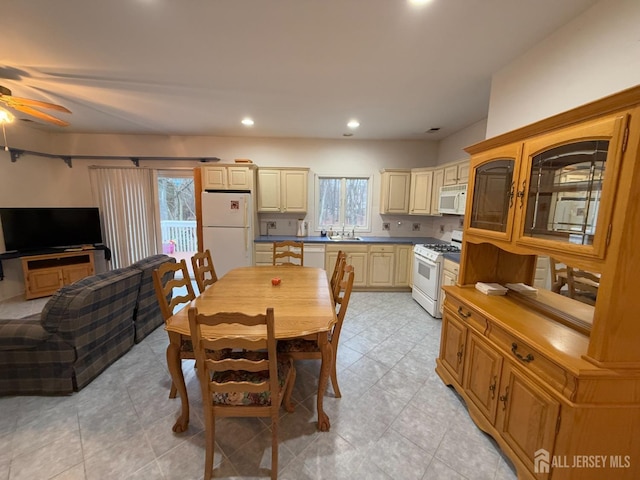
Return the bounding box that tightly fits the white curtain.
[89,167,159,268]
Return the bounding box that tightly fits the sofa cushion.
[0,316,54,351]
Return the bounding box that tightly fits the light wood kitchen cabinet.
[253,242,273,265]
[368,245,394,287]
[202,165,253,190]
[430,168,445,215]
[380,169,411,214]
[22,251,95,299]
[440,87,640,480]
[408,168,432,215]
[257,168,309,213]
[443,160,470,186]
[439,258,459,315]
[394,244,412,287]
[326,244,368,288]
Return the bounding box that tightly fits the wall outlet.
[266,221,276,229]
[439,224,445,234]
[382,222,390,231]
[412,223,421,231]
[459,217,464,227]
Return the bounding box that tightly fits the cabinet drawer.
[369,244,394,254]
[254,243,273,252]
[444,295,487,333]
[443,258,459,275]
[487,323,569,396]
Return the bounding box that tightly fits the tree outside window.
[316,175,371,231]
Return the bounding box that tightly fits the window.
[315,175,372,232]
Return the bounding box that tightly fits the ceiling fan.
[0,85,70,126]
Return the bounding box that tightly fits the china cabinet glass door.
[516,113,627,258]
[466,143,522,242]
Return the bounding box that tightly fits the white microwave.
[438,184,467,215]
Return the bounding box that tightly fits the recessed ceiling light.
[426,127,441,133]
[343,133,354,137]
[408,0,433,6]
[347,120,360,129]
[241,117,254,126]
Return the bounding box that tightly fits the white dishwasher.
[303,244,326,269]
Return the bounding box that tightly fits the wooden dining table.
[165,265,337,433]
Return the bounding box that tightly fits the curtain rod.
[2,146,220,168]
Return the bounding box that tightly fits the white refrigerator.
[201,191,254,278]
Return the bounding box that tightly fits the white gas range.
[412,230,463,318]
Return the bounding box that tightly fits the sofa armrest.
[0,317,53,351]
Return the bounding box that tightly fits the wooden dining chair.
[272,240,304,266]
[152,259,198,398]
[566,267,600,305]
[191,249,218,294]
[330,250,347,300]
[277,264,355,398]
[550,258,569,294]
[189,307,296,480]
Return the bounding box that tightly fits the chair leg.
[330,360,341,398]
[283,365,296,413]
[271,419,278,480]
[169,381,177,399]
[204,414,215,480]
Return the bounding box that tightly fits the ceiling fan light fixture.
[0,108,14,124]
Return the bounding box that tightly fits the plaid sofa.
[0,254,174,395]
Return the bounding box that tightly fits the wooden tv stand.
[21,250,95,299]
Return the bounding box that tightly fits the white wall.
[487,0,640,137]
[436,119,487,165]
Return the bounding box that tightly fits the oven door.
[412,251,442,317]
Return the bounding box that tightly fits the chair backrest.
[191,249,218,294]
[188,307,279,408]
[550,258,569,293]
[567,267,600,305]
[272,240,304,266]
[152,259,197,321]
[330,250,347,300]
[331,264,355,346]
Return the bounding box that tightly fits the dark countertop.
[254,235,448,245]
[444,252,461,263]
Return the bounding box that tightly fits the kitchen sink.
[328,235,363,241]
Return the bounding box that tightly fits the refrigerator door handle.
[244,198,248,252]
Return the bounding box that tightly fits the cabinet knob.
[499,385,510,410]
[489,375,498,399]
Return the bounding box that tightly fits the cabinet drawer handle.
[511,342,534,363]
[489,375,497,399]
[456,343,465,364]
[457,306,471,319]
[499,385,510,410]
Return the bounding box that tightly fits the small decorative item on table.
[271,277,281,286]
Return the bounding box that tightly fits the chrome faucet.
[351,226,355,237]
[342,223,346,236]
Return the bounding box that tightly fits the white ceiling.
[2,0,598,140]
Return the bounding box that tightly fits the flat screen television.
[0,207,103,253]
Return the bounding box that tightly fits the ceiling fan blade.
[2,94,71,113]
[9,104,70,127]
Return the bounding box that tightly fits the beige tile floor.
[0,292,517,480]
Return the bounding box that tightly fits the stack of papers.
[505,283,538,297]
[475,282,508,296]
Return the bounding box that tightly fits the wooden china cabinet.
[436,86,640,480]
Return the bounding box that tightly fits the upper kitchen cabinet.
[257,168,309,213]
[408,168,433,215]
[380,169,411,214]
[430,168,445,215]
[202,165,253,191]
[443,160,470,186]
[465,113,627,260]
